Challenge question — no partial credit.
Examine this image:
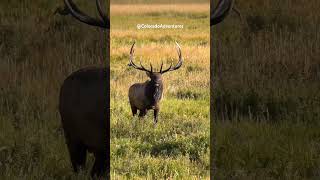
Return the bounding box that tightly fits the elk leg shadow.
[66,141,87,172]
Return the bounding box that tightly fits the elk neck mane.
[144,80,163,105]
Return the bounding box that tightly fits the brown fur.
[57,0,110,177]
[59,67,109,177]
[129,72,163,123]
[127,42,183,123]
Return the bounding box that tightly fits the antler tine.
[160,42,183,74]
[211,0,234,26]
[130,42,135,55]
[175,42,183,64]
[150,63,153,73]
[63,0,109,29]
[54,5,69,16]
[96,0,110,28]
[211,0,242,26]
[160,62,173,74]
[139,60,149,72]
[159,62,164,73]
[128,42,152,73]
[128,42,136,66]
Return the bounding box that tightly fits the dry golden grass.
[111,4,209,15]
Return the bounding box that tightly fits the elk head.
[128,42,183,123]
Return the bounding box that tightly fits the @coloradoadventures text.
[137,24,184,29]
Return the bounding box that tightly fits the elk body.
[128,42,183,123]
[57,0,109,177]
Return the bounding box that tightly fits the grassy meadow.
[110,2,210,179]
[0,0,107,179]
[212,0,320,179]
[3,0,319,179]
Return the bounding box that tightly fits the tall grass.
[110,3,210,179]
[0,0,107,178]
[212,0,320,179]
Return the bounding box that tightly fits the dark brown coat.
[129,73,163,123]
[127,42,183,123]
[59,67,109,177]
[57,0,109,177]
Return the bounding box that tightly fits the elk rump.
[59,67,109,177]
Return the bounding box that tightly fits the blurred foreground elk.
[128,42,183,123]
[56,0,109,178]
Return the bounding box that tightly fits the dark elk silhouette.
[56,0,109,178]
[128,42,183,123]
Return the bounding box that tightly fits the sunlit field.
[212,0,320,179]
[110,2,210,179]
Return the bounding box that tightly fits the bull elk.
[128,42,183,123]
[56,0,109,178]
[55,0,234,177]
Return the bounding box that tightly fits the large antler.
[160,42,183,74]
[128,42,153,73]
[211,0,242,26]
[128,42,183,74]
[55,0,109,29]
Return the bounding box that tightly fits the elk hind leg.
[66,140,87,172]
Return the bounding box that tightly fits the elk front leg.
[154,108,159,123]
[130,106,138,116]
[66,141,87,173]
[139,109,147,118]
